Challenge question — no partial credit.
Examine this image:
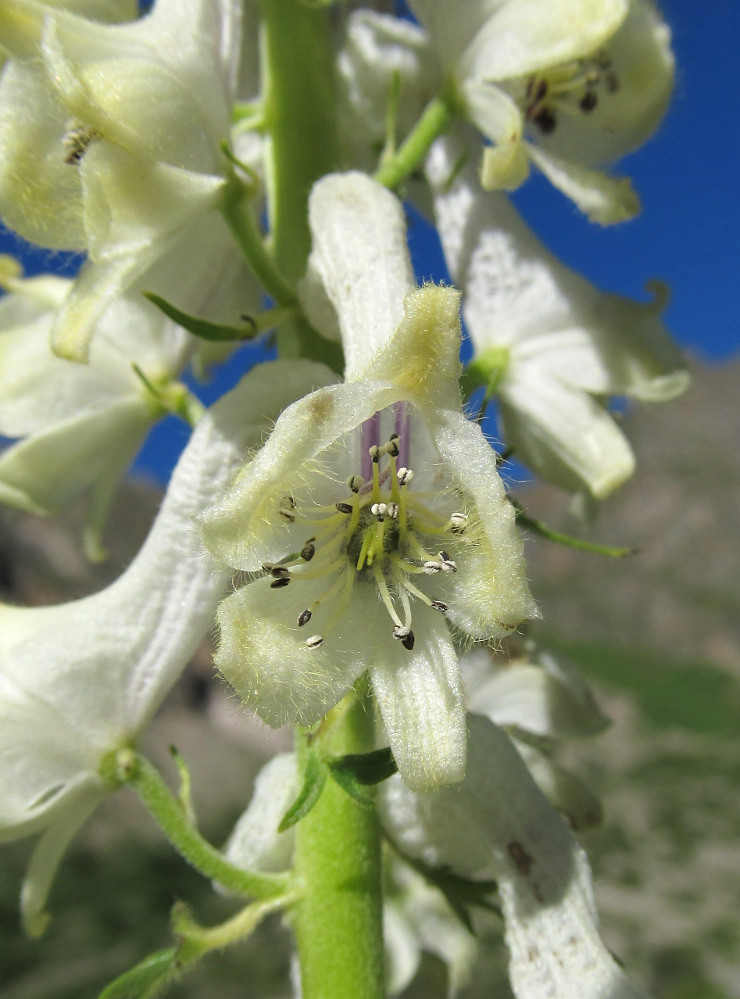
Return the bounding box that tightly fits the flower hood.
[200,172,537,792]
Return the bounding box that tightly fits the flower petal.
[0,361,317,838]
[381,714,654,999]
[223,753,299,877]
[52,145,224,361]
[300,172,415,380]
[0,395,153,515]
[501,366,635,496]
[526,140,640,224]
[464,650,609,738]
[462,80,530,191]
[0,61,86,249]
[370,602,466,791]
[338,11,438,171]
[214,578,370,728]
[533,0,675,167]
[458,0,628,83]
[200,377,403,570]
[426,407,538,634]
[20,782,103,937]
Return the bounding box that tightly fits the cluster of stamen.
[263,428,468,653]
[524,51,619,134]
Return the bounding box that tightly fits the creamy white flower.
[338,11,440,171]
[0,0,242,359]
[407,0,672,222]
[201,172,537,792]
[381,713,655,999]
[0,258,191,559]
[464,645,608,829]
[0,359,330,935]
[428,136,689,498]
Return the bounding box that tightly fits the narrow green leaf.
[278,751,327,832]
[424,867,501,933]
[327,747,397,808]
[329,746,397,785]
[98,948,178,999]
[143,292,258,343]
[509,496,638,558]
[327,766,375,808]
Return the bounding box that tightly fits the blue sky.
[1,0,736,481]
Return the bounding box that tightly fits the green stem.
[510,498,639,558]
[220,179,298,307]
[292,684,385,999]
[374,93,456,190]
[112,749,292,900]
[260,0,343,371]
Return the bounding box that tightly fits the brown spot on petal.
[507,840,534,876]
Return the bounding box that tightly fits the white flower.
[200,172,537,792]
[428,136,689,498]
[0,359,329,934]
[380,712,655,999]
[404,0,673,222]
[0,257,192,558]
[463,645,608,830]
[0,0,242,359]
[338,11,440,171]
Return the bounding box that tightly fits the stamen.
[450,512,468,532]
[439,551,458,573]
[301,541,316,561]
[392,625,416,650]
[371,502,388,521]
[305,634,324,649]
[396,466,414,487]
[431,600,448,613]
[336,502,354,515]
[347,475,364,493]
[373,564,404,629]
[297,608,312,627]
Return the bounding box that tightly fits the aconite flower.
[200,172,537,792]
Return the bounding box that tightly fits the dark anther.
[401,630,415,651]
[579,90,598,113]
[336,502,353,515]
[270,577,290,589]
[431,600,448,613]
[270,566,290,578]
[301,542,316,561]
[298,609,312,627]
[533,107,557,133]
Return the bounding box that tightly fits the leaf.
[98,948,178,999]
[143,292,258,342]
[422,864,500,934]
[277,751,327,832]
[327,747,397,808]
[329,746,398,784]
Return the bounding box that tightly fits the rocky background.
[1,359,738,998]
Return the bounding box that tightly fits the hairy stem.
[291,683,385,999]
